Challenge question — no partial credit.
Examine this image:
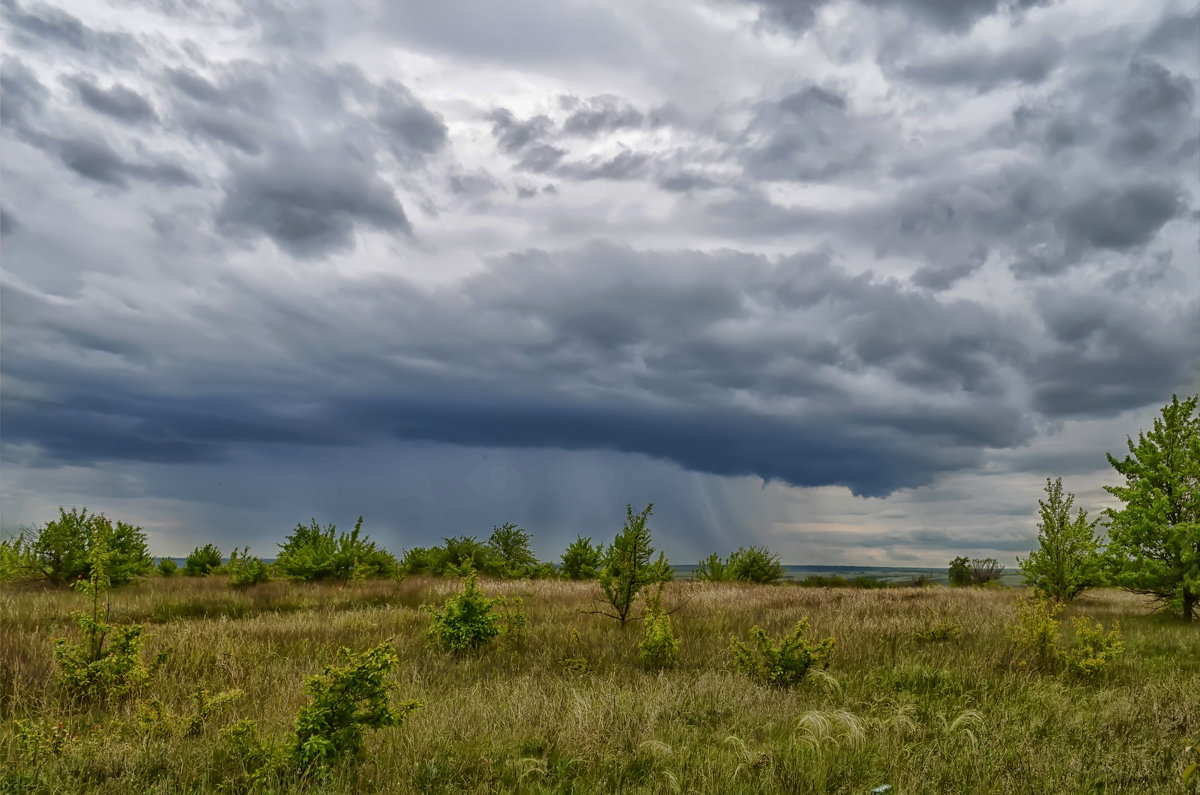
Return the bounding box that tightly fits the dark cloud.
[911,246,989,291]
[215,143,411,258]
[740,86,879,182]
[18,129,199,189]
[515,143,567,173]
[558,150,651,181]
[488,108,554,153]
[1059,182,1182,253]
[657,171,721,193]
[377,80,448,161]
[0,205,20,237]
[742,0,1047,35]
[65,74,158,124]
[1,0,144,64]
[896,37,1063,90]
[0,57,47,131]
[560,94,644,137]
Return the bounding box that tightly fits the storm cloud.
[1,0,1196,564]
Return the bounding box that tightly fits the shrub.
[227,547,271,588]
[137,688,245,738]
[728,546,785,584]
[796,574,886,589]
[695,552,729,582]
[638,587,679,669]
[915,613,963,642]
[597,503,672,626]
[948,556,972,587]
[157,557,178,577]
[425,568,504,654]
[276,516,398,582]
[53,533,166,702]
[291,642,421,777]
[184,543,223,577]
[1008,594,1064,670]
[10,508,151,586]
[1018,477,1104,601]
[1063,617,1124,678]
[730,619,836,687]
[487,523,540,578]
[560,535,604,580]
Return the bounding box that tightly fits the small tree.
[184,544,223,577]
[276,517,398,582]
[13,508,151,586]
[728,546,785,584]
[596,503,672,626]
[1018,477,1104,601]
[486,523,539,578]
[560,536,604,580]
[694,552,729,582]
[1104,394,1200,620]
[424,568,505,654]
[948,556,972,587]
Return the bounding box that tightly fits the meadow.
[1,575,1198,794]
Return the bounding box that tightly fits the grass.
[1,576,1197,793]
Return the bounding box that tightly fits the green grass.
[2,576,1197,793]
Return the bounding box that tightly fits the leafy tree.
[1104,394,1200,621]
[184,543,223,577]
[9,508,151,586]
[596,503,672,626]
[560,535,604,580]
[948,556,972,587]
[696,546,785,584]
[486,523,539,577]
[156,557,178,577]
[276,517,398,582]
[694,552,729,582]
[1018,477,1104,601]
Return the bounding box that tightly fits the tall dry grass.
[1,576,1196,793]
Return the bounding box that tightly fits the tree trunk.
[1184,588,1196,622]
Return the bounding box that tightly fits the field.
[2,576,1198,794]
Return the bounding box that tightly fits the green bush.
[486,523,540,578]
[1063,617,1124,678]
[697,546,785,584]
[157,557,178,577]
[53,533,167,702]
[227,547,271,588]
[1008,594,1064,670]
[730,619,836,687]
[1018,477,1104,601]
[598,503,672,626]
[560,535,604,580]
[7,508,151,586]
[425,568,505,654]
[184,544,223,577]
[291,642,421,776]
[276,516,398,582]
[637,587,679,669]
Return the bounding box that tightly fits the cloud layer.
[2,0,1197,563]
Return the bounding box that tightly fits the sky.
[1,0,1198,567]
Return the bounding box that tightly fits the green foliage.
[730,619,836,687]
[137,689,245,738]
[1009,594,1064,670]
[424,568,505,654]
[1104,393,1200,621]
[1064,617,1124,678]
[797,574,887,588]
[7,507,151,586]
[290,642,421,776]
[52,534,166,702]
[156,557,178,577]
[227,547,271,588]
[697,546,784,584]
[1,534,37,582]
[487,522,540,578]
[597,503,673,626]
[276,516,399,582]
[560,535,604,580]
[1008,594,1124,678]
[637,586,679,669]
[914,612,963,642]
[694,552,728,582]
[558,628,590,675]
[948,556,972,587]
[499,596,528,652]
[1018,477,1104,601]
[1184,738,1200,788]
[949,556,1005,587]
[183,543,222,577]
